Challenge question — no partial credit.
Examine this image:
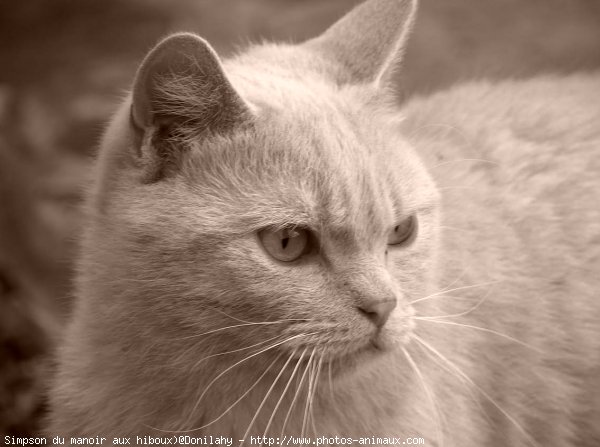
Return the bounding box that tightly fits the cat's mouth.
[317,341,386,382]
[370,328,398,351]
[315,331,393,377]
[349,335,389,361]
[280,320,407,380]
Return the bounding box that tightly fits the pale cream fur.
[47,0,600,445]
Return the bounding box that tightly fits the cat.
[46,0,600,445]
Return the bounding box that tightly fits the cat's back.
[403,72,600,267]
[402,73,600,446]
[403,72,600,346]
[403,72,600,167]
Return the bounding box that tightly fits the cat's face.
[97,89,438,378]
[183,87,439,359]
[91,0,435,377]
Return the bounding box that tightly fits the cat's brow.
[243,213,317,233]
[399,202,437,219]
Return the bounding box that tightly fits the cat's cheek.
[387,213,440,300]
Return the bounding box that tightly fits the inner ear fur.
[130,33,252,181]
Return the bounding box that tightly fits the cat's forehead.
[225,59,416,177]
[180,69,433,237]
[258,86,424,195]
[183,95,428,237]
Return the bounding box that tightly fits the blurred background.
[1,0,599,436]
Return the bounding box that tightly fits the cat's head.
[89,0,438,376]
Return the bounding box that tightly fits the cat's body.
[47,0,600,445]
[403,73,600,445]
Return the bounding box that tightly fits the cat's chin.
[325,330,401,381]
[370,327,403,352]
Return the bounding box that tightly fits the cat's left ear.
[305,0,417,88]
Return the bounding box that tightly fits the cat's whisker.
[305,355,317,438]
[413,335,541,447]
[261,348,308,442]
[280,346,314,439]
[429,265,471,301]
[412,335,491,426]
[241,349,298,446]
[309,349,325,436]
[325,353,342,420]
[416,286,494,320]
[410,280,499,305]
[191,333,285,370]
[165,352,284,434]
[418,294,479,303]
[190,333,313,419]
[402,347,444,447]
[178,321,297,341]
[327,354,336,406]
[413,318,541,353]
[194,302,312,325]
[301,348,317,439]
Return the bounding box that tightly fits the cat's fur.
[47,0,600,445]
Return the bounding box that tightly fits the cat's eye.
[258,227,309,262]
[388,215,417,246]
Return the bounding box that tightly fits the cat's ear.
[305,0,417,87]
[130,33,252,180]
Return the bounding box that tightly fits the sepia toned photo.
[1,0,599,445]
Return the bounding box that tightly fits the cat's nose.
[358,298,397,328]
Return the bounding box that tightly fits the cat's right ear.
[130,33,252,181]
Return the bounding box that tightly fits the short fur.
[47,0,600,445]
